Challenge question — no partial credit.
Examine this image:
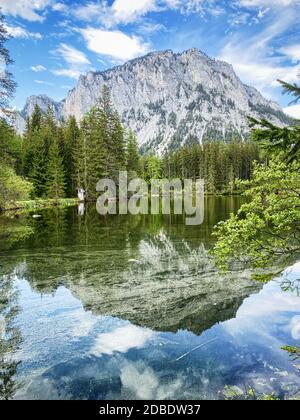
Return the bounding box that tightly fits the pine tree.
[73,85,127,199]
[74,108,105,200]
[111,111,126,180]
[145,155,163,181]
[27,107,58,197]
[98,85,114,177]
[278,80,300,105]
[31,104,43,131]
[249,80,300,163]
[63,116,80,196]
[46,139,66,199]
[43,106,58,155]
[0,13,16,113]
[22,105,43,177]
[29,131,48,197]
[126,130,140,176]
[160,140,259,193]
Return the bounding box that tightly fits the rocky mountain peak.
[16,48,291,154]
[21,94,64,121]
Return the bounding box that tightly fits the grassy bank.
[2,198,80,212]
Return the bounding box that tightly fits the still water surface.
[0,197,299,400]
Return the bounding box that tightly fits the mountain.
[16,48,291,154]
[18,94,64,122]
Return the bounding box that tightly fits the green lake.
[0,197,299,400]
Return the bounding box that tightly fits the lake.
[0,197,299,400]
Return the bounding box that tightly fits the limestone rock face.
[20,94,64,121]
[17,49,291,154]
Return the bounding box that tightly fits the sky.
[1,0,300,116]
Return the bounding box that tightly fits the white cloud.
[66,0,157,26]
[54,43,91,65]
[66,0,211,27]
[238,0,300,7]
[120,363,183,400]
[71,1,109,22]
[52,68,82,80]
[281,44,300,62]
[112,0,158,24]
[52,43,92,80]
[290,316,300,339]
[4,24,42,40]
[51,2,67,12]
[236,288,300,318]
[80,28,150,60]
[34,79,54,86]
[283,104,300,118]
[121,364,160,400]
[218,12,300,98]
[0,0,52,22]
[31,65,46,72]
[68,0,156,27]
[71,310,98,337]
[91,324,154,356]
[138,21,167,33]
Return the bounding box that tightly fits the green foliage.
[2,198,79,212]
[22,107,78,200]
[73,86,127,198]
[162,141,259,193]
[282,346,300,361]
[249,80,300,163]
[0,120,32,210]
[141,155,163,182]
[28,130,48,197]
[74,107,105,200]
[223,386,280,400]
[23,106,60,197]
[278,80,300,105]
[249,117,300,163]
[19,86,129,203]
[0,164,33,210]
[0,13,16,113]
[46,139,66,199]
[22,105,42,177]
[0,119,22,170]
[0,215,34,250]
[63,116,80,196]
[213,160,300,269]
[126,130,140,177]
[213,79,300,271]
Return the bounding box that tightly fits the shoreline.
[0,192,242,214]
[1,198,80,213]
[0,193,243,214]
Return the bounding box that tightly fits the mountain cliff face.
[17,49,291,154]
[18,94,64,123]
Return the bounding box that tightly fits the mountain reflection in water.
[0,197,299,400]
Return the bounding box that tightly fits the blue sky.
[1,0,300,116]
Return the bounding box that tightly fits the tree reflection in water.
[0,272,22,400]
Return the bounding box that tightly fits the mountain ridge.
[15,48,291,154]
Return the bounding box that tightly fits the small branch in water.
[175,338,218,362]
